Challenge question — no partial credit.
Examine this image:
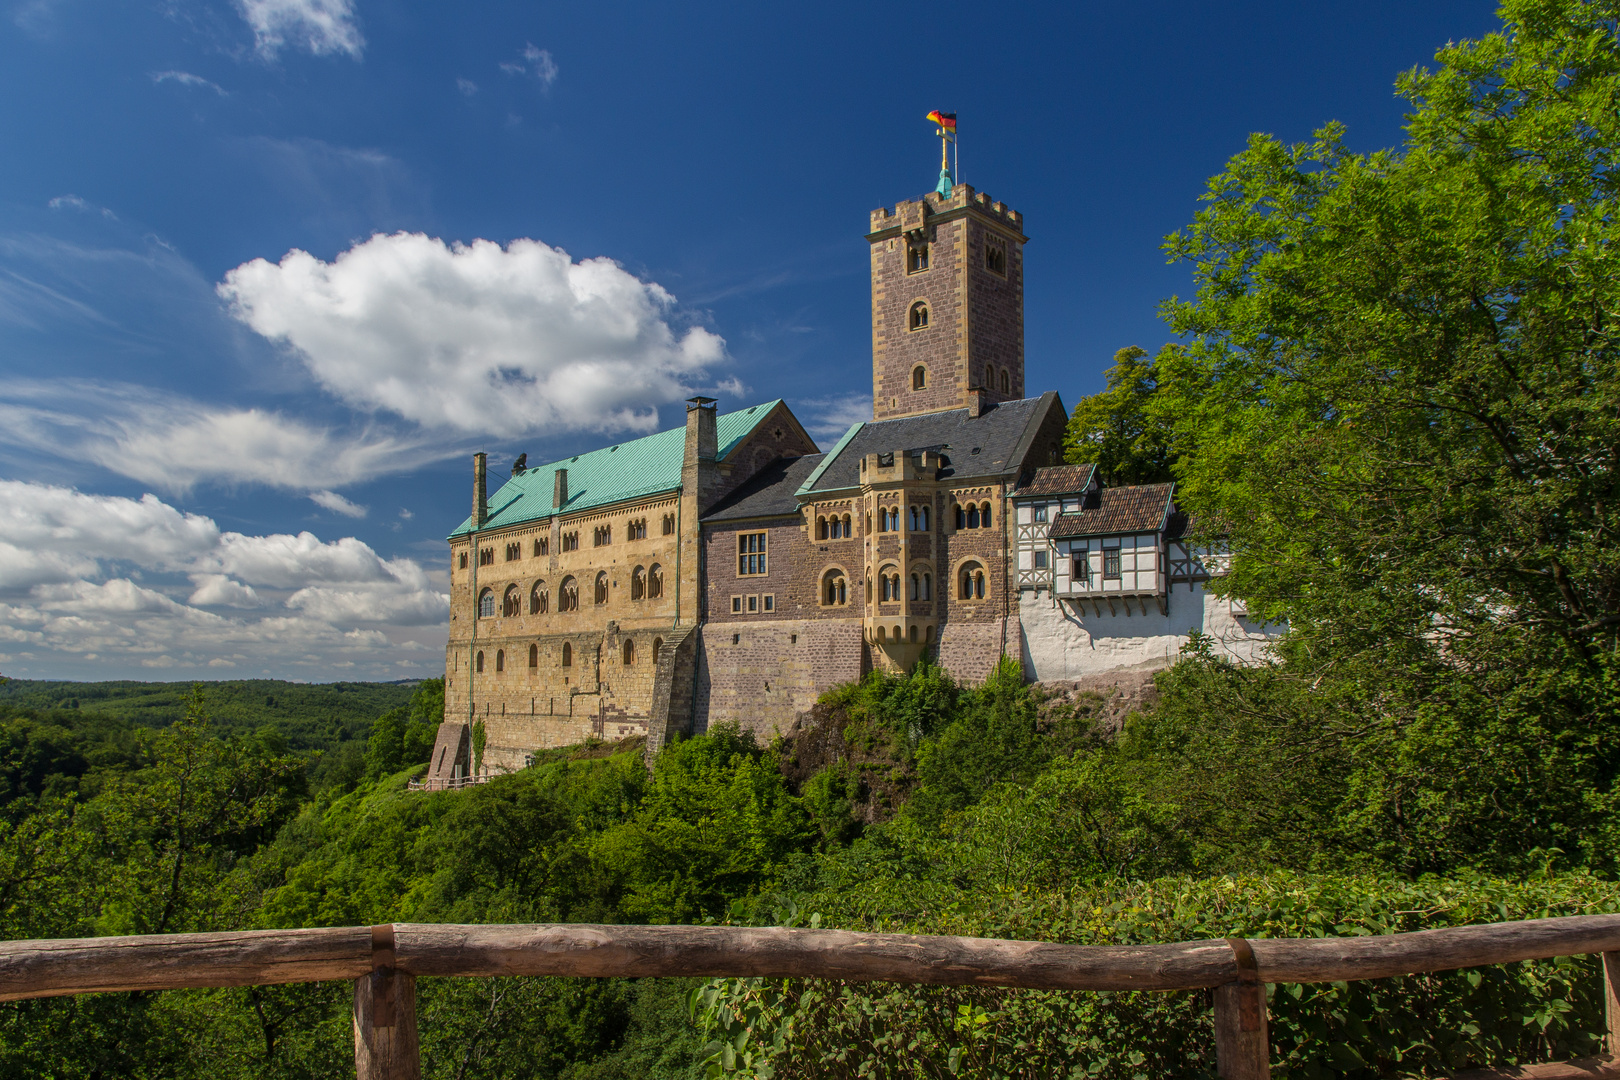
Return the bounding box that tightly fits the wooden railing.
[4,916,1620,1079]
[405,774,489,792]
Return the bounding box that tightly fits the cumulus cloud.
[0,482,446,679]
[310,489,366,517]
[217,232,727,437]
[237,0,364,59]
[0,380,451,494]
[151,70,227,94]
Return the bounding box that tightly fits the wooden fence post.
[354,925,419,1080]
[1604,951,1620,1057]
[1214,938,1270,1080]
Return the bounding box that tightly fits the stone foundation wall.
[935,617,1013,683]
[1018,584,1282,681]
[694,618,868,740]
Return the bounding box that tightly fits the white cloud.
[237,0,364,59]
[217,232,727,437]
[500,44,557,87]
[310,489,367,517]
[151,70,227,94]
[801,394,873,444]
[456,78,478,96]
[0,482,446,679]
[0,380,453,494]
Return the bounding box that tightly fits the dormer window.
[907,243,929,273]
[909,302,930,331]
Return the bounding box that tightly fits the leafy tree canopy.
[1064,345,1178,485]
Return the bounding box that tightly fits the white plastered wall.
[1019,583,1282,680]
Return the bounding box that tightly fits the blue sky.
[0,0,1498,681]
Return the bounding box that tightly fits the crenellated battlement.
[868,183,1023,235]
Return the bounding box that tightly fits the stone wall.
[1018,584,1282,681]
[694,618,867,740]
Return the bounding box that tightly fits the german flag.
[926,110,957,131]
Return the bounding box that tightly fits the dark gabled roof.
[702,454,825,522]
[1050,483,1176,538]
[1014,463,1098,497]
[799,393,1060,494]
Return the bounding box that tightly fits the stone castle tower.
[867,183,1027,420]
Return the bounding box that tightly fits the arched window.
[912,365,926,390]
[875,625,886,642]
[842,513,852,537]
[495,649,505,673]
[822,569,848,606]
[502,584,522,617]
[1001,369,1011,394]
[909,302,929,331]
[648,564,663,599]
[879,569,895,602]
[529,644,538,668]
[922,572,932,601]
[866,578,873,603]
[967,504,980,529]
[910,625,919,643]
[478,589,495,618]
[954,504,965,530]
[919,505,929,531]
[562,642,572,667]
[817,516,827,540]
[631,566,646,600]
[623,638,635,665]
[960,561,987,601]
[980,502,993,528]
[652,637,663,665]
[594,571,609,604]
[909,573,919,601]
[475,650,485,672]
[560,576,578,611]
[530,580,548,614]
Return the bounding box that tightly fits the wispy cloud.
[151,70,227,94]
[309,489,367,517]
[236,0,364,60]
[46,194,116,220]
[800,394,873,444]
[456,77,478,97]
[501,42,558,87]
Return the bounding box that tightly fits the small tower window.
[623,638,635,665]
[985,241,1006,275]
[1001,369,1011,394]
[495,649,504,673]
[652,637,663,665]
[475,650,484,672]
[529,644,538,668]
[478,589,495,618]
[562,642,572,666]
[906,243,929,273]
[912,366,926,391]
[909,302,929,331]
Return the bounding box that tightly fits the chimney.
[684,396,718,466]
[966,387,985,419]
[553,468,568,509]
[472,452,488,528]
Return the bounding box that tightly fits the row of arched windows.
[955,502,994,529]
[984,365,1014,395]
[479,566,664,619]
[816,513,853,540]
[474,637,664,674]
[875,567,933,602]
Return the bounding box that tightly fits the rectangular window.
[763,594,774,612]
[1103,548,1122,579]
[731,596,742,613]
[737,531,767,576]
[747,595,758,613]
[1033,505,1047,523]
[1073,554,1089,582]
[458,552,468,569]
[1034,550,1048,570]
[906,244,929,273]
[534,538,548,557]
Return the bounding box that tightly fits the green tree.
[1152,0,1620,871]
[1064,345,1177,485]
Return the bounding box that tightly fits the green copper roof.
[448,401,784,539]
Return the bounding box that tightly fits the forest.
[3,0,1619,1075]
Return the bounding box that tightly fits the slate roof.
[1049,483,1176,538]
[799,393,1060,494]
[449,401,787,538]
[1013,462,1098,497]
[702,454,825,522]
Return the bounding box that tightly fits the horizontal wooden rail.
[5,914,1620,1080]
[4,913,1620,1002]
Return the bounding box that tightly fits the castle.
[424,176,1276,784]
